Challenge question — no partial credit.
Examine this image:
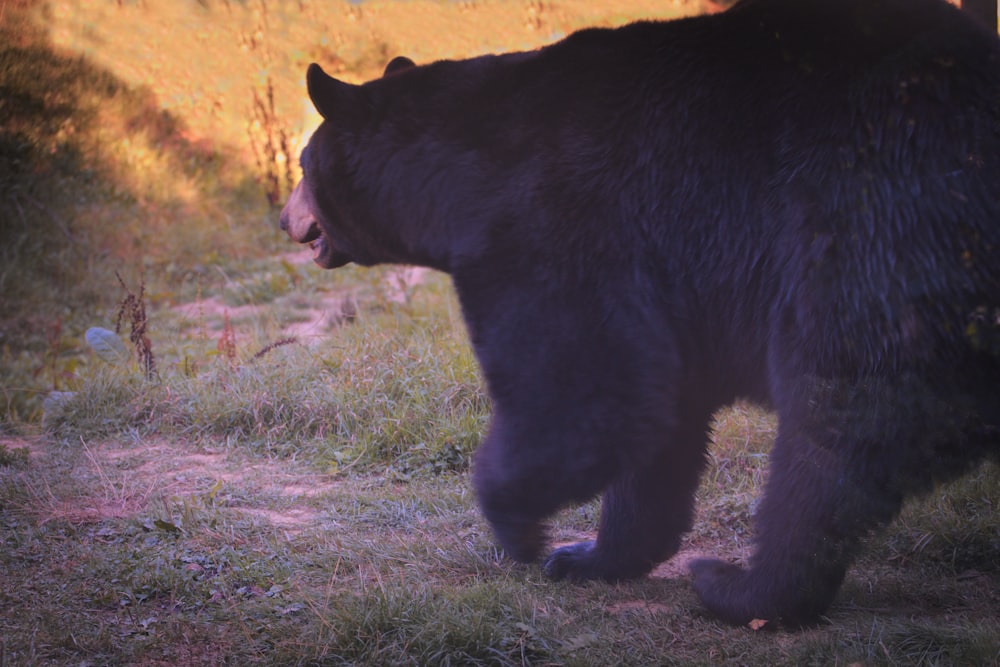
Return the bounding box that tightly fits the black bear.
[280,0,1000,626]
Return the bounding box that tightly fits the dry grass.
[29,439,158,526]
[44,0,706,155]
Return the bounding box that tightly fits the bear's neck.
[352,134,514,274]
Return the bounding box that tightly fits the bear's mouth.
[300,223,352,270]
[279,180,353,269]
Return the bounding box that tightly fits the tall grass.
[42,270,488,477]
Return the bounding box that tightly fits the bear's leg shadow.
[544,411,712,582]
[691,375,997,626]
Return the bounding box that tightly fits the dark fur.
[280,0,1000,626]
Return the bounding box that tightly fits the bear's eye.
[299,145,311,173]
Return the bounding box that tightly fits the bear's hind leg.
[689,422,878,626]
[692,374,996,626]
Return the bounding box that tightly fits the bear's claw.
[543,541,598,581]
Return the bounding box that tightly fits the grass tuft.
[0,442,30,468]
[42,271,489,477]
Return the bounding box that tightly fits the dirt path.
[7,435,341,535]
[10,433,714,579]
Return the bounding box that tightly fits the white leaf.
[85,327,130,365]
[42,391,75,415]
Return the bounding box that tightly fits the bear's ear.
[383,56,416,77]
[306,63,366,123]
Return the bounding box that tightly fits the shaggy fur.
[280,0,1000,625]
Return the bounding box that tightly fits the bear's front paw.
[543,541,599,581]
[545,541,661,581]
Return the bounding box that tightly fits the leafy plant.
[115,272,156,380]
[249,75,295,209]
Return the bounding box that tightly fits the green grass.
[41,270,485,475]
[7,320,999,665]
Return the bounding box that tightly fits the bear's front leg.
[543,412,711,581]
[472,410,618,563]
[460,277,693,572]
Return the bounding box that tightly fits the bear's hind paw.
[689,558,762,626]
[690,558,828,628]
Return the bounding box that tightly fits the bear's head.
[279,56,417,269]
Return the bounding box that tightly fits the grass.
[42,269,484,474]
[7,295,1000,665]
[5,428,997,665]
[1,0,998,665]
